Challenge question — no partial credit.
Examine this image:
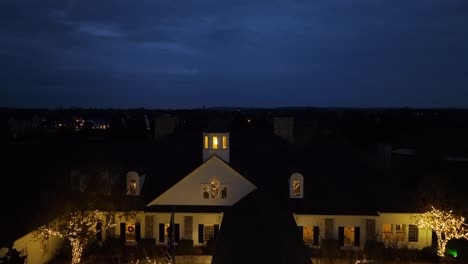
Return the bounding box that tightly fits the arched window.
[289,173,304,198]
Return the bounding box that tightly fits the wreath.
[127,226,135,233]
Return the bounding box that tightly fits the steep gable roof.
[147,155,256,206]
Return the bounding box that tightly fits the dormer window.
[204,136,209,149]
[289,173,304,198]
[129,180,137,195]
[292,180,301,196]
[212,136,219,149]
[126,171,145,196]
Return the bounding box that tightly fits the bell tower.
[202,132,230,163]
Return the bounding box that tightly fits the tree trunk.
[70,238,87,264]
[436,232,447,257]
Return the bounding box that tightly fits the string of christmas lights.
[412,206,468,257]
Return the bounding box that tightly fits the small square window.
[221,185,227,199]
[201,184,210,199]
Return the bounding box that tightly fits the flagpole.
[172,206,176,264]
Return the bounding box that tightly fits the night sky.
[1,0,468,109]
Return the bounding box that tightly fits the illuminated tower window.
[202,132,230,163]
[222,136,227,149]
[204,136,209,149]
[212,136,219,149]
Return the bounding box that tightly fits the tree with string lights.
[412,206,468,257]
[34,209,117,264]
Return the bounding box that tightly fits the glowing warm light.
[204,136,209,149]
[412,206,468,257]
[34,210,136,264]
[211,177,220,198]
[222,136,227,149]
[212,136,218,149]
[292,180,301,196]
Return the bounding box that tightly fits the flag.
[166,208,175,264]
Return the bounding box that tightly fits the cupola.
[202,132,230,163]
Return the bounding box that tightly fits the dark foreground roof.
[212,191,312,264]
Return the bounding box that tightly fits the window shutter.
[120,223,126,241]
[313,226,320,246]
[338,227,344,246]
[175,224,180,242]
[354,227,361,246]
[96,222,102,241]
[159,224,165,242]
[198,224,204,243]
[298,226,303,242]
[214,224,220,238]
[136,223,141,241]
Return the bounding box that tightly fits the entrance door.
[126,223,136,242]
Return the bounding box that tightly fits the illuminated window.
[395,224,406,242]
[204,136,209,149]
[382,224,393,241]
[344,227,355,246]
[292,180,301,196]
[129,180,137,195]
[303,226,313,245]
[221,185,227,199]
[408,225,418,242]
[222,136,227,149]
[290,173,304,198]
[202,184,210,199]
[204,225,215,242]
[202,181,226,199]
[212,136,218,149]
[211,178,220,198]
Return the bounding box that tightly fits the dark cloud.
[1,0,467,108]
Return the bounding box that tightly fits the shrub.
[203,238,217,255]
[364,240,385,260]
[320,239,340,259]
[177,239,193,255]
[421,246,439,262]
